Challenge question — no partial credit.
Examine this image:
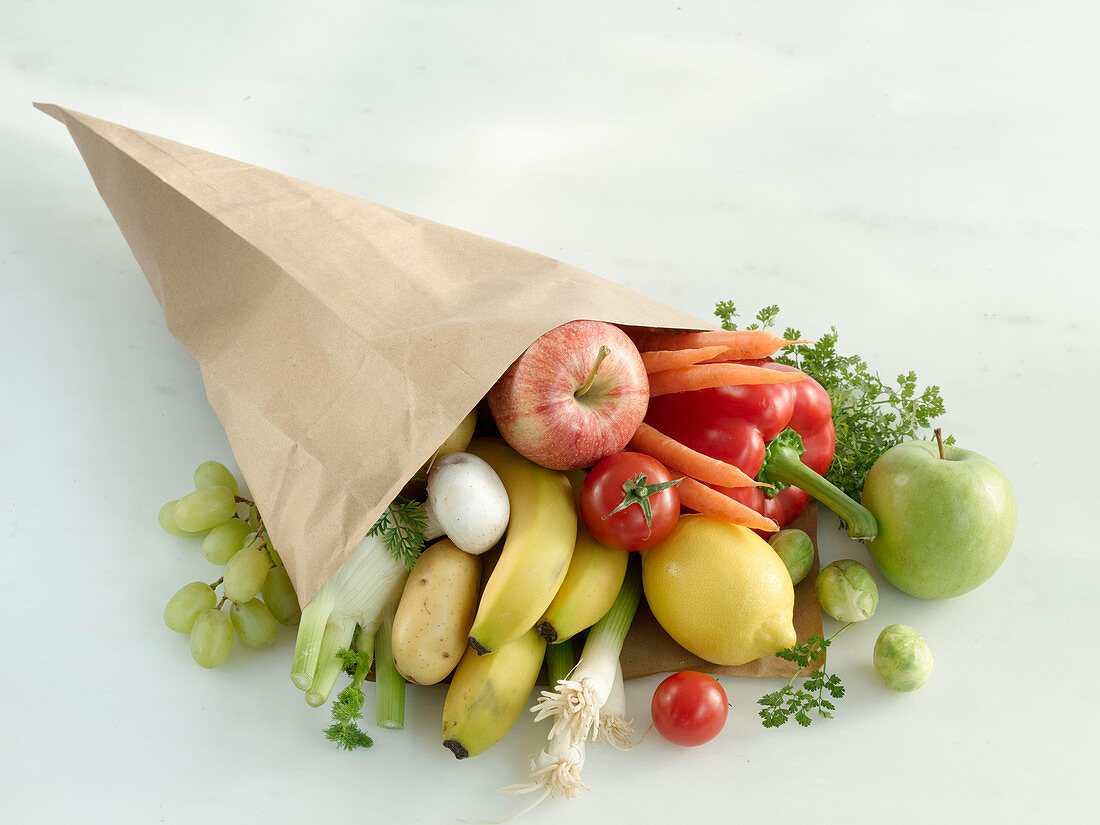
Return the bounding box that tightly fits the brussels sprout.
[874,624,933,692]
[815,559,879,622]
[768,529,815,586]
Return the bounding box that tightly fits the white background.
[2,2,1096,823]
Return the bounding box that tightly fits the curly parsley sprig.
[715,302,952,500]
[759,624,851,728]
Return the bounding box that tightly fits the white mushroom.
[422,452,509,555]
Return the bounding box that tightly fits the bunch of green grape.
[160,461,301,669]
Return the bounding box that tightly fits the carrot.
[678,478,779,532]
[634,329,812,360]
[640,345,729,374]
[648,364,805,396]
[629,423,764,488]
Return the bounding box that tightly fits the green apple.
[861,439,1016,599]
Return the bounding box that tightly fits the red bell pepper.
[645,361,877,539]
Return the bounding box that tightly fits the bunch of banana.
[442,441,633,758]
[537,473,629,643]
[442,629,547,759]
[463,439,577,654]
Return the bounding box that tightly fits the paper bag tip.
[34,102,65,122]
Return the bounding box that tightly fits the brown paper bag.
[40,104,821,678]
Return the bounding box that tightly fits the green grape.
[202,519,252,565]
[190,608,234,668]
[247,504,261,531]
[164,582,217,633]
[230,599,278,649]
[194,461,240,497]
[261,566,301,626]
[242,531,280,566]
[158,501,204,537]
[174,486,237,532]
[223,547,269,603]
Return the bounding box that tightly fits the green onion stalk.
[546,640,576,689]
[532,561,642,744]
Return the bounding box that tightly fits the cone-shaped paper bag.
[40,104,821,678]
[36,104,711,602]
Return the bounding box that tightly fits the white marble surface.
[2,2,1096,823]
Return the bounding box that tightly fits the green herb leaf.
[368,498,428,569]
[758,632,846,729]
[324,633,377,752]
[325,681,373,751]
[714,300,740,331]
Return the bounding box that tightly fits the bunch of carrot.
[630,329,810,533]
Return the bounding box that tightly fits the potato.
[392,538,481,685]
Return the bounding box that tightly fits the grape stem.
[208,576,224,589]
[216,595,228,610]
[235,495,255,506]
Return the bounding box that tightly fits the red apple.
[488,320,649,470]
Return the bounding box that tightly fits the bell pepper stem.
[764,445,878,541]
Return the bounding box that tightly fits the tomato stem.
[604,473,684,536]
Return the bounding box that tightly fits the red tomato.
[580,452,681,551]
[651,671,728,747]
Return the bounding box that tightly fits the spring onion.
[594,661,634,750]
[532,562,642,744]
[546,641,576,688]
[483,641,588,822]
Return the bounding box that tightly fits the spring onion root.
[532,563,641,743]
[595,661,635,750]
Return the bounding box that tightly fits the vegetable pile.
[156,299,1017,817]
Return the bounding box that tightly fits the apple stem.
[934,428,946,460]
[575,345,612,399]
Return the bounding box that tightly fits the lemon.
[641,515,797,666]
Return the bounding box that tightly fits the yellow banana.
[537,519,628,643]
[464,439,577,654]
[441,629,547,759]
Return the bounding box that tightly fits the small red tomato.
[580,452,681,551]
[651,671,728,746]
